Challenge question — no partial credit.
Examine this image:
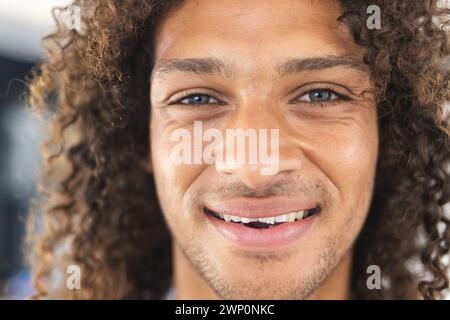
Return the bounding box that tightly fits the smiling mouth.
[204,206,321,229]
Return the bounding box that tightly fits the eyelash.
[171,88,350,107]
[292,87,351,107]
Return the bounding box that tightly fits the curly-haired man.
[28,0,450,299]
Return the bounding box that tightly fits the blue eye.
[298,89,340,103]
[309,90,334,102]
[179,94,220,105]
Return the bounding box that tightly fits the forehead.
[153,0,362,65]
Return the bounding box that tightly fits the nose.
[215,101,304,191]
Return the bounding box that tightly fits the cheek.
[299,108,378,203]
[300,117,378,254]
[310,118,379,231]
[150,117,206,226]
[327,128,377,192]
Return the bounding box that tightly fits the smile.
[205,207,320,229]
[203,198,321,249]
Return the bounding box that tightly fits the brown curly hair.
[26,0,450,299]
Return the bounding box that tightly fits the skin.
[150,0,379,299]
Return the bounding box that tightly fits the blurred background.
[0,0,70,299]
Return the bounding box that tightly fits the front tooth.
[274,214,288,223]
[223,214,232,222]
[266,217,275,224]
[258,217,275,224]
[286,212,296,222]
[295,210,304,220]
[231,215,242,223]
[241,217,251,224]
[218,212,225,219]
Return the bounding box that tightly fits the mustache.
[198,174,328,203]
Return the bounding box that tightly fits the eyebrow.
[153,57,234,79]
[277,55,369,77]
[152,55,369,79]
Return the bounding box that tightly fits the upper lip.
[204,197,318,218]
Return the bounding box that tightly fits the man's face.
[150,0,378,299]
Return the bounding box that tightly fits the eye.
[295,88,349,105]
[176,94,221,106]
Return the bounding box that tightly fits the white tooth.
[223,214,232,222]
[241,217,251,224]
[274,214,288,223]
[295,210,304,220]
[266,217,275,224]
[218,213,225,219]
[231,215,242,222]
[286,212,296,222]
[258,217,275,224]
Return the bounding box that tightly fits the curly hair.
[26,0,450,299]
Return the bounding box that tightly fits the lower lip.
[205,211,317,250]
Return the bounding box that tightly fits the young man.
[28,0,450,299]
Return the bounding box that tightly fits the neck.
[173,243,353,300]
